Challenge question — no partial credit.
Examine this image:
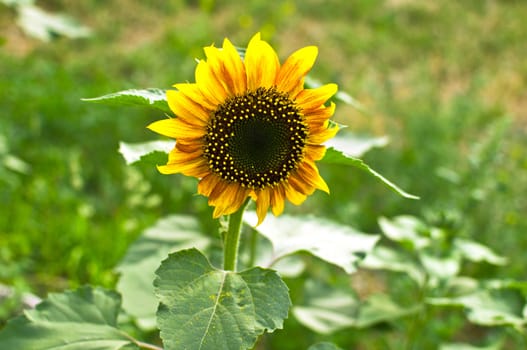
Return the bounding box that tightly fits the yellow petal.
[284,183,307,205]
[209,181,249,218]
[287,172,315,196]
[157,159,208,177]
[245,33,280,90]
[195,60,228,106]
[305,144,327,161]
[304,102,336,124]
[270,184,286,216]
[166,89,210,125]
[295,83,338,113]
[308,123,339,144]
[203,45,235,96]
[198,173,222,197]
[147,118,205,140]
[276,46,318,95]
[172,84,216,114]
[175,139,203,153]
[222,38,247,94]
[203,39,247,96]
[255,188,271,225]
[296,161,330,193]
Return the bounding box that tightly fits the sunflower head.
[148,33,338,224]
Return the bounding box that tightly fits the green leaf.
[116,215,210,329]
[244,212,379,274]
[82,88,171,112]
[154,248,290,350]
[0,286,138,349]
[360,246,426,286]
[308,342,344,350]
[322,148,419,199]
[118,140,174,165]
[454,238,508,266]
[427,288,526,328]
[16,4,91,42]
[324,133,389,158]
[419,251,461,281]
[293,280,358,334]
[293,280,419,334]
[378,216,430,249]
[355,293,421,328]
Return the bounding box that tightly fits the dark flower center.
[204,87,308,189]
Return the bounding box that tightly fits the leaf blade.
[154,249,290,350]
[245,213,379,274]
[0,286,137,350]
[82,88,171,112]
[322,147,419,199]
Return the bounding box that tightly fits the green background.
[1,0,526,348]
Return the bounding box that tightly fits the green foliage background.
[1,0,526,349]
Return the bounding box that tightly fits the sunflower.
[148,33,338,224]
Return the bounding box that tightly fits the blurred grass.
[1,0,526,348]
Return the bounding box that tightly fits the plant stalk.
[223,199,250,271]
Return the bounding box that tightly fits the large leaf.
[293,280,419,334]
[244,212,379,274]
[82,88,171,112]
[0,286,138,349]
[116,215,210,329]
[118,140,174,165]
[154,248,290,350]
[427,288,526,328]
[322,147,419,199]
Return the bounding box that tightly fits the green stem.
[223,199,250,271]
[248,227,258,268]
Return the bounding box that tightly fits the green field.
[1,1,526,349]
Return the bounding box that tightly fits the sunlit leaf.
[360,246,426,286]
[293,280,419,334]
[82,88,170,112]
[116,215,210,329]
[324,133,389,158]
[454,238,508,266]
[427,289,526,328]
[154,248,290,350]
[0,286,138,349]
[245,212,379,274]
[378,216,430,249]
[16,4,91,42]
[308,342,344,350]
[118,140,174,165]
[293,280,358,334]
[322,148,419,199]
[419,251,461,281]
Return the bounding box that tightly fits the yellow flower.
[148,33,338,224]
